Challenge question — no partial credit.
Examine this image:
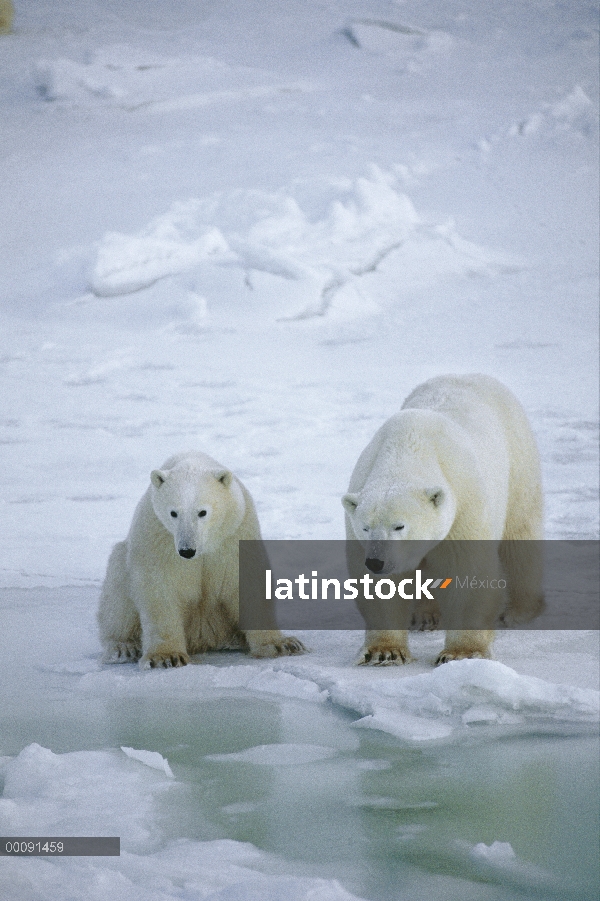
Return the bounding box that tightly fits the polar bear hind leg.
[97,541,143,663]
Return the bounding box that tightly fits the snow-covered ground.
[0,2,598,899]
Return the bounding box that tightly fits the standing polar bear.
[98,451,305,668]
[342,374,544,665]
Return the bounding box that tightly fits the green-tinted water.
[1,689,598,900]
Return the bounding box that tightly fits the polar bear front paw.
[103,640,142,664]
[435,648,488,665]
[247,633,306,658]
[278,636,307,656]
[357,645,413,666]
[140,649,190,669]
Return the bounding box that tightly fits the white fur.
[342,374,544,665]
[98,451,304,668]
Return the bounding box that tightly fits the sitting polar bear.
[342,374,544,665]
[98,451,305,668]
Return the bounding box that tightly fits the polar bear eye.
[170,511,178,518]
[198,510,207,518]
[394,525,404,531]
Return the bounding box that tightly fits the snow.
[206,743,338,766]
[68,632,599,747]
[342,18,454,66]
[0,742,172,852]
[88,171,518,320]
[0,1,598,899]
[471,840,516,864]
[121,747,175,778]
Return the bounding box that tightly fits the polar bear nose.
[178,548,196,559]
[366,557,385,573]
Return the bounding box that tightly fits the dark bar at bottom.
[0,837,120,856]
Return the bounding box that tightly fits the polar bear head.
[150,458,245,559]
[342,482,456,575]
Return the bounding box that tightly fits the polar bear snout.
[171,514,202,559]
[366,557,385,573]
[178,547,197,559]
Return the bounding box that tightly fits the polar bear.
[98,451,305,668]
[342,374,544,665]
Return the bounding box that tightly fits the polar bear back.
[347,374,542,542]
[402,374,542,540]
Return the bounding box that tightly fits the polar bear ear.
[151,469,169,488]
[342,493,359,513]
[215,469,233,488]
[427,488,445,507]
